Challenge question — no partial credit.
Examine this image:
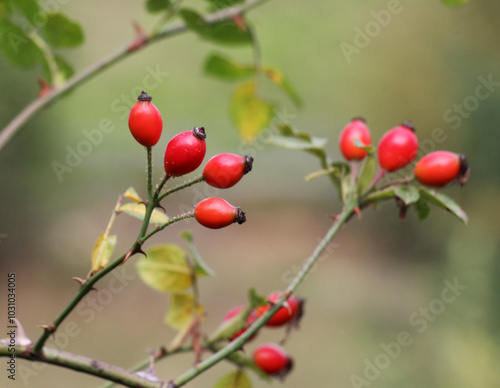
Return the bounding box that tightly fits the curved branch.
[0,0,270,152]
[0,345,163,388]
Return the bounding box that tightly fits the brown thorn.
[38,324,55,333]
[155,204,166,213]
[127,21,148,53]
[353,207,362,220]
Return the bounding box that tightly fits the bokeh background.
[1,0,500,387]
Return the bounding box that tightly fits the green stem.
[157,175,204,202]
[172,201,357,387]
[140,212,195,243]
[147,147,154,202]
[0,0,271,152]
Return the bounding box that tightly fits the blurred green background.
[1,0,500,387]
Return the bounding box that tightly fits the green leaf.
[123,187,143,203]
[10,0,39,22]
[262,67,302,107]
[164,292,203,330]
[179,8,208,34]
[146,0,172,13]
[204,53,256,80]
[209,305,250,342]
[119,202,169,225]
[418,187,468,224]
[213,370,252,388]
[394,185,420,205]
[179,8,251,45]
[180,231,215,277]
[42,13,84,48]
[205,0,245,11]
[230,80,274,142]
[441,0,469,6]
[414,197,431,221]
[268,123,328,165]
[42,55,74,84]
[91,232,117,273]
[356,153,376,196]
[248,288,267,308]
[205,20,252,45]
[362,187,396,204]
[0,21,43,68]
[136,245,193,293]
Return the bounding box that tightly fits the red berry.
[414,151,469,187]
[164,127,206,177]
[194,197,246,229]
[256,292,302,327]
[128,91,163,147]
[377,122,419,172]
[339,118,371,160]
[203,153,254,189]
[253,343,293,377]
[221,305,258,342]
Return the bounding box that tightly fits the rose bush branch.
[0,0,271,152]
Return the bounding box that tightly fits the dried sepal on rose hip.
[203,153,254,189]
[164,127,206,177]
[377,122,419,172]
[339,117,372,161]
[414,151,469,187]
[253,343,293,379]
[128,91,163,147]
[194,197,246,229]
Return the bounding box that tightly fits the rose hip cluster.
[339,117,469,187]
[128,91,253,228]
[220,292,303,379]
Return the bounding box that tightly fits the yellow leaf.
[230,80,274,142]
[164,292,204,330]
[119,203,169,225]
[123,187,142,203]
[136,245,192,293]
[91,232,117,273]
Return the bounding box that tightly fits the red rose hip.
[221,305,258,342]
[128,91,163,147]
[253,343,293,377]
[164,127,206,177]
[194,197,246,229]
[256,292,303,327]
[378,122,419,172]
[339,117,371,161]
[203,153,254,188]
[414,151,469,187]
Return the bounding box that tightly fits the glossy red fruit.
[377,122,419,172]
[128,91,163,147]
[253,343,293,377]
[221,305,258,342]
[203,153,254,189]
[339,118,371,161]
[414,151,469,187]
[194,197,246,229]
[164,127,206,177]
[256,292,302,327]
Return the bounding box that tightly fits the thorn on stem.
[353,207,362,220]
[38,324,55,333]
[121,245,147,265]
[127,21,148,52]
[71,277,86,287]
[155,203,166,213]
